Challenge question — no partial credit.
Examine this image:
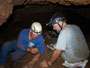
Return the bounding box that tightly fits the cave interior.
[0,3,90,68]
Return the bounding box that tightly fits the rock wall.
[0,0,90,25]
[0,0,13,25]
[47,0,90,5]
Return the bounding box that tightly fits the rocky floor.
[4,33,90,68]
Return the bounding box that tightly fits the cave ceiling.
[0,0,90,25]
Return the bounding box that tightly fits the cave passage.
[0,3,90,68]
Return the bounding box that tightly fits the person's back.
[60,24,89,63]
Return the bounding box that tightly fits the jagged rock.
[0,0,90,25]
[0,0,13,25]
[47,0,90,5]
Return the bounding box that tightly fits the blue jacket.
[17,28,45,54]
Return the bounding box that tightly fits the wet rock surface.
[0,4,90,68]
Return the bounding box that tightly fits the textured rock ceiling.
[47,0,90,5]
[0,0,90,25]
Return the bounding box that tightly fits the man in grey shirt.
[40,12,89,68]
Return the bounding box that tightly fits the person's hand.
[40,60,49,68]
[27,48,38,54]
[27,47,31,52]
[30,48,38,54]
[27,61,33,68]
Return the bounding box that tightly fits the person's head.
[48,12,67,33]
[30,22,42,39]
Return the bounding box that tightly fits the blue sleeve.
[17,29,28,51]
[38,37,45,54]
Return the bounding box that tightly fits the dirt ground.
[0,4,90,68]
[5,32,90,68]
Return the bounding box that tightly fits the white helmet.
[31,22,42,35]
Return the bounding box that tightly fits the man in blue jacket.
[0,22,45,68]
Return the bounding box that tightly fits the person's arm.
[48,49,62,65]
[17,29,29,51]
[40,49,62,68]
[48,29,66,65]
[28,53,41,65]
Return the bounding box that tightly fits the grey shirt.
[55,25,89,63]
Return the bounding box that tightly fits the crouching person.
[0,22,45,68]
[40,12,89,68]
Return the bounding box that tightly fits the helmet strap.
[57,23,63,30]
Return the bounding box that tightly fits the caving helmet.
[47,12,66,27]
[31,22,42,35]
